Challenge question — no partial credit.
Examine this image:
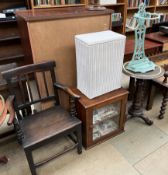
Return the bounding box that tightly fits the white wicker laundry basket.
[75,30,126,99]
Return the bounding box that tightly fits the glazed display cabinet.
[72,88,128,149]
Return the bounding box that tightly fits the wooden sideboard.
[16,7,112,108]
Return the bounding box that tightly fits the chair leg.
[24,149,36,175]
[146,81,156,111]
[158,89,168,119]
[76,125,82,154]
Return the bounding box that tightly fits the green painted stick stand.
[126,3,160,73]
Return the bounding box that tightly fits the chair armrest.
[6,95,15,126]
[54,83,80,99]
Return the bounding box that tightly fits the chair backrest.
[2,61,59,119]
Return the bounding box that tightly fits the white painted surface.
[75,30,126,99]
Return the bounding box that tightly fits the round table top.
[123,62,164,80]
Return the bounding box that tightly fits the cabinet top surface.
[72,88,128,108]
[16,7,113,22]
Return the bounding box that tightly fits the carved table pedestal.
[123,62,164,125]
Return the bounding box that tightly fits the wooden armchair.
[2,61,82,175]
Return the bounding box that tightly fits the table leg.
[128,77,135,101]
[128,79,153,125]
[146,80,156,111]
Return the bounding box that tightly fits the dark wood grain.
[2,61,56,79]
[0,0,26,11]
[16,15,33,65]
[146,52,168,111]
[0,0,27,66]
[158,89,168,119]
[147,71,168,119]
[2,61,82,175]
[21,106,81,148]
[72,88,128,149]
[16,7,112,110]
[146,32,168,44]
[73,88,128,109]
[16,7,113,22]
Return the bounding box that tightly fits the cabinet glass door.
[92,102,120,141]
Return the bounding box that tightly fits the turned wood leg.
[128,77,135,101]
[158,89,168,119]
[76,125,82,154]
[13,118,24,144]
[129,79,153,125]
[25,149,36,175]
[146,80,156,111]
[129,79,144,116]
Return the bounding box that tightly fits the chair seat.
[21,106,81,149]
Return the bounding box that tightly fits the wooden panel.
[16,16,33,65]
[26,15,111,108]
[0,22,18,38]
[146,32,168,44]
[16,7,112,22]
[0,1,25,11]
[28,15,110,85]
[73,88,128,109]
[0,44,23,59]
